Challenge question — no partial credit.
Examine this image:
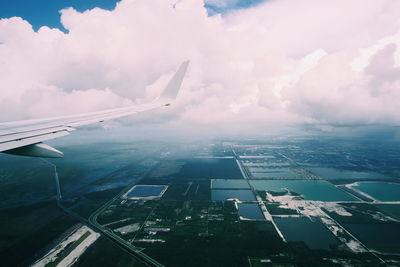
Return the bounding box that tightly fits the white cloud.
[1,0,400,136]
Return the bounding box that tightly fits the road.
[56,164,165,267]
[232,149,286,241]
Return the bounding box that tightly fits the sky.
[0,0,119,31]
[1,0,400,138]
[0,0,263,31]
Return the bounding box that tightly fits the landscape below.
[1,137,400,266]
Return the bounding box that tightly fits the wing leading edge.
[0,61,189,158]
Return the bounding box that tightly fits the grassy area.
[325,203,394,224]
[374,204,400,220]
[70,187,124,219]
[265,203,298,215]
[0,202,78,266]
[74,236,146,267]
[104,193,287,266]
[177,158,243,180]
[97,199,156,225]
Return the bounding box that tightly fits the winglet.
[160,60,189,101]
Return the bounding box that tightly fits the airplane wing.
[0,61,189,158]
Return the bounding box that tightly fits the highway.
[88,195,164,267]
[56,164,165,267]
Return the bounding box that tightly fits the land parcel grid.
[93,156,287,266]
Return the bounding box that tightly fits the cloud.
[1,0,400,136]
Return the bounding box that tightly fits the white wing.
[0,61,189,158]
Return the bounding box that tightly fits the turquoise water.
[238,203,265,220]
[353,182,400,201]
[249,180,356,201]
[240,155,275,159]
[244,162,291,167]
[211,189,256,201]
[249,167,292,173]
[308,167,388,180]
[211,179,250,189]
[275,217,340,250]
[251,171,301,179]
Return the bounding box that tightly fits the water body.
[251,171,301,179]
[352,182,400,201]
[308,167,388,180]
[249,180,356,201]
[244,162,291,167]
[238,203,265,220]
[127,185,167,198]
[211,179,250,189]
[240,155,275,159]
[275,217,340,250]
[343,223,400,253]
[211,189,256,201]
[249,167,292,173]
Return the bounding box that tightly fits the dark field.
[75,236,146,267]
[135,201,286,267]
[374,204,400,220]
[178,158,243,180]
[343,223,400,253]
[0,202,78,267]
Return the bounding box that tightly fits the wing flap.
[0,126,74,143]
[0,131,70,152]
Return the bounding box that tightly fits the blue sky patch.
[0,0,118,31]
[0,0,267,32]
[205,0,266,15]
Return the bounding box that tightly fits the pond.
[211,189,256,201]
[126,185,167,198]
[308,167,388,180]
[249,167,292,173]
[350,182,400,201]
[238,203,265,220]
[251,170,301,179]
[243,162,291,167]
[274,217,340,250]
